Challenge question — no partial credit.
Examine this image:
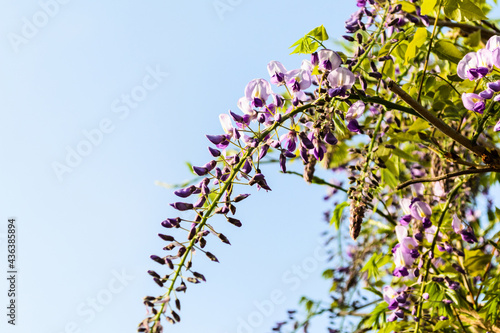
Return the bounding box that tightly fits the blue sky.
[1,1,500,333]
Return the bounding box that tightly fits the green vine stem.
[148,98,325,332]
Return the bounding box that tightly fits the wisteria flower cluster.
[141,0,500,332]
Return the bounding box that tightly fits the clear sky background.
[1,1,499,333]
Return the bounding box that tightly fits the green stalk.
[148,99,323,332]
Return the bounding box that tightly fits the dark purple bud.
[453,248,465,257]
[368,71,382,79]
[174,185,196,198]
[218,233,231,245]
[356,33,363,44]
[214,167,222,179]
[452,263,466,274]
[203,160,216,172]
[249,173,272,191]
[208,146,221,157]
[153,278,164,287]
[311,52,319,66]
[292,97,299,106]
[227,217,242,227]
[206,251,219,262]
[347,119,362,133]
[479,89,494,99]
[342,35,355,42]
[414,268,420,277]
[177,246,187,258]
[158,234,175,242]
[193,272,206,282]
[439,316,448,321]
[150,255,165,265]
[229,110,244,122]
[324,132,338,145]
[234,193,250,202]
[193,165,209,176]
[313,145,325,161]
[231,154,241,165]
[392,4,402,12]
[206,134,226,145]
[460,227,478,244]
[410,249,419,259]
[148,270,161,279]
[388,18,400,26]
[488,81,500,92]
[193,195,206,208]
[360,75,367,91]
[170,202,193,211]
[395,309,405,318]
[414,232,423,242]
[258,144,270,160]
[432,277,444,282]
[161,218,180,228]
[233,128,241,140]
[279,153,287,173]
[299,132,314,149]
[284,151,295,158]
[241,159,252,174]
[166,258,174,269]
[214,206,229,214]
[422,217,432,228]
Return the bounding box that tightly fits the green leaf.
[408,118,431,133]
[405,28,428,65]
[330,202,349,229]
[421,0,439,15]
[382,168,398,189]
[289,25,329,54]
[444,0,487,22]
[307,25,329,41]
[465,29,481,47]
[391,147,419,162]
[432,40,465,63]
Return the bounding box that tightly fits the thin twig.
[387,80,489,158]
[396,167,500,190]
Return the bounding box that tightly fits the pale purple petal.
[345,100,365,121]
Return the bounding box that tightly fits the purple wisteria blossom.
[244,79,273,108]
[285,68,312,93]
[457,50,494,81]
[461,93,485,114]
[314,49,342,71]
[486,35,500,67]
[267,61,287,85]
[345,101,365,121]
[327,67,355,97]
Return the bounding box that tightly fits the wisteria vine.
[140,0,500,332]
